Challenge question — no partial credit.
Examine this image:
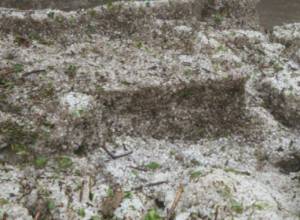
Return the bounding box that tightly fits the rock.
[174,25,193,34]
[259,69,300,128]
[273,23,300,46]
[177,169,297,220]
[60,92,94,115]
[114,196,145,219]
[196,31,223,51]
[0,204,32,220]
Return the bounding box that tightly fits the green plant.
[34,156,48,169]
[13,64,24,73]
[39,83,55,98]
[136,41,143,49]
[78,208,86,217]
[106,186,114,197]
[124,191,133,199]
[90,215,101,220]
[95,85,105,94]
[89,192,94,201]
[56,156,73,170]
[0,198,8,206]
[47,11,55,19]
[65,64,77,77]
[145,162,160,170]
[144,209,162,220]
[178,88,194,98]
[213,13,223,24]
[184,69,193,76]
[47,199,55,210]
[190,170,203,179]
[252,201,270,210]
[216,183,232,199]
[231,199,244,214]
[223,167,250,176]
[0,121,38,151]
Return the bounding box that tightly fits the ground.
[0,0,299,219]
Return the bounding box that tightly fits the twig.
[214,205,219,220]
[2,212,8,220]
[22,69,46,78]
[34,211,41,220]
[166,184,184,220]
[129,165,148,172]
[79,180,85,202]
[133,180,169,191]
[101,145,133,160]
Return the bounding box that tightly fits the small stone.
[60,92,94,114]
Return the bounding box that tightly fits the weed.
[47,11,55,19]
[65,64,77,78]
[47,199,55,210]
[90,216,101,220]
[136,41,143,49]
[190,159,201,166]
[145,162,161,170]
[190,170,203,179]
[34,156,48,169]
[95,85,105,94]
[13,64,24,73]
[178,88,194,98]
[78,208,86,217]
[88,9,97,17]
[224,167,250,176]
[106,186,114,197]
[124,191,133,199]
[213,13,223,24]
[216,183,232,199]
[14,35,31,47]
[273,62,284,72]
[252,201,270,210]
[184,69,193,76]
[144,209,162,220]
[39,83,55,98]
[0,198,8,206]
[231,199,244,214]
[89,192,94,201]
[0,121,38,157]
[56,156,73,170]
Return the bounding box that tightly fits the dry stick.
[88,175,93,201]
[2,213,8,220]
[129,165,148,172]
[133,180,169,191]
[79,180,85,202]
[214,205,220,220]
[22,69,46,78]
[34,211,41,220]
[101,145,133,160]
[166,184,184,220]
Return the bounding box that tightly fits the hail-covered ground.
[0,0,299,219]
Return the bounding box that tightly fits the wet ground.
[257,0,300,29]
